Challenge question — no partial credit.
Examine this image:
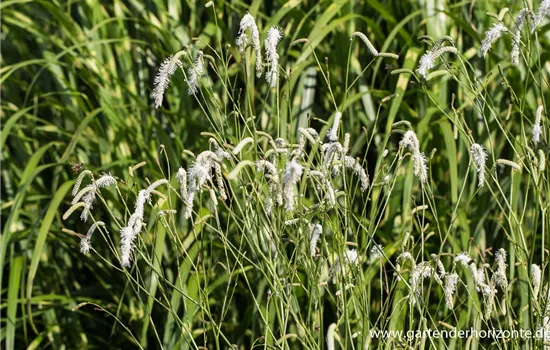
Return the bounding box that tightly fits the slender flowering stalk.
[282,159,303,211]
[400,130,428,183]
[309,224,322,257]
[471,143,488,187]
[153,55,183,108]
[187,51,205,95]
[532,0,550,33]
[511,9,530,66]
[80,221,105,255]
[533,105,544,145]
[479,22,507,58]
[236,13,262,77]
[265,27,283,87]
[352,31,378,56]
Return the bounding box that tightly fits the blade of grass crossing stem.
[26,180,74,334]
[163,243,200,349]
[6,255,23,350]
[140,220,167,347]
[440,120,458,204]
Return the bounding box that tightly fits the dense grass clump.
[1,0,549,349]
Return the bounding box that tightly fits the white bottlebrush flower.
[95,173,117,188]
[409,261,436,305]
[153,55,182,108]
[479,23,507,58]
[232,137,254,154]
[532,0,550,33]
[187,52,205,95]
[72,173,117,222]
[511,9,530,66]
[431,254,446,279]
[309,170,336,207]
[176,167,187,200]
[343,156,370,191]
[492,248,508,290]
[397,251,415,267]
[400,130,428,183]
[328,112,342,142]
[80,221,105,255]
[418,51,435,79]
[256,159,283,207]
[326,323,337,350]
[470,143,488,187]
[454,251,472,266]
[265,26,283,87]
[331,249,360,283]
[481,282,497,320]
[309,224,322,257]
[417,42,458,79]
[236,12,262,77]
[368,244,384,264]
[533,105,544,145]
[72,170,93,196]
[532,264,542,300]
[185,150,225,219]
[352,31,378,56]
[282,159,303,211]
[444,273,459,309]
[120,179,169,267]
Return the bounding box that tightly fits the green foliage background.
[1,0,549,348]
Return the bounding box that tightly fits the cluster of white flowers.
[187,51,205,95]
[470,143,488,187]
[479,23,507,58]
[120,179,169,267]
[69,172,117,222]
[532,0,550,33]
[236,13,262,77]
[80,221,105,255]
[400,130,428,183]
[265,27,283,87]
[454,250,509,320]
[511,9,531,66]
[417,36,457,79]
[309,224,322,257]
[331,249,360,283]
[533,105,544,145]
[152,55,182,108]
